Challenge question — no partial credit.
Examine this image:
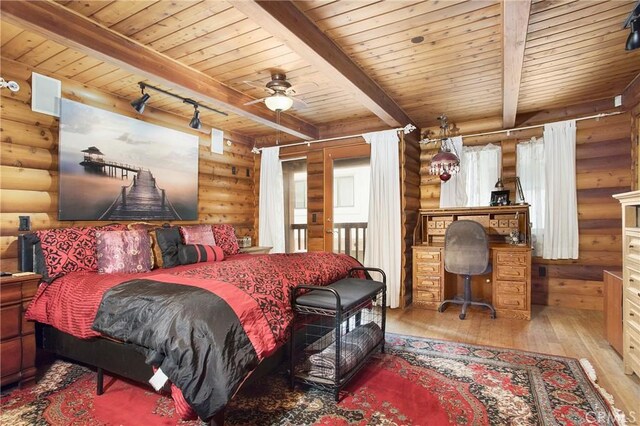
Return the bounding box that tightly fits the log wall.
[0,57,256,272]
[420,112,633,311]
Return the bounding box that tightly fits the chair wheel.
[491,313,496,319]
[459,313,466,320]
[438,305,444,313]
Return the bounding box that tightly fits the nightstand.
[239,246,272,254]
[1,273,41,387]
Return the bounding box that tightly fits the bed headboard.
[18,233,43,274]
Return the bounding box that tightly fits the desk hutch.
[412,205,533,320]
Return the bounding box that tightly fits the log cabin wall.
[253,133,421,308]
[0,57,256,273]
[420,111,633,311]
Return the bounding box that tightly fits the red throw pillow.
[179,224,216,245]
[35,224,126,279]
[212,224,240,256]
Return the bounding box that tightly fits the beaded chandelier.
[428,115,460,182]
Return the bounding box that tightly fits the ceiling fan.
[243,73,314,112]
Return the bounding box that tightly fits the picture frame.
[490,190,510,206]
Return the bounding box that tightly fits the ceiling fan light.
[264,94,293,112]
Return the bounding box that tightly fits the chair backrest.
[444,220,490,275]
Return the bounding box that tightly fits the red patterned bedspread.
[26,252,362,355]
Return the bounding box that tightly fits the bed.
[19,225,365,424]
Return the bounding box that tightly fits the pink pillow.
[179,224,216,245]
[36,224,126,278]
[96,230,152,274]
[212,224,240,256]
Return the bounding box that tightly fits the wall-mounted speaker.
[31,72,62,117]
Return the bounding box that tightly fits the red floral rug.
[1,334,624,425]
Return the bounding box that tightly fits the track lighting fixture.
[189,104,202,129]
[624,1,640,50]
[130,87,150,114]
[130,82,227,128]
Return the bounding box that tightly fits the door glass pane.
[282,159,307,253]
[332,157,370,262]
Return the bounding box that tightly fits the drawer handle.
[630,244,635,248]
[631,345,635,350]
[631,312,636,316]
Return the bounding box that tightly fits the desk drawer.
[415,250,441,262]
[414,290,441,302]
[414,277,440,289]
[496,265,527,281]
[415,262,441,275]
[627,326,640,377]
[495,293,526,310]
[496,252,527,266]
[495,280,526,295]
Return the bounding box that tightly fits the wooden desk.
[412,205,533,320]
[413,245,532,320]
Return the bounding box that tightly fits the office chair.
[438,220,496,320]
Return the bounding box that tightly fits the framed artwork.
[490,190,510,206]
[58,99,199,221]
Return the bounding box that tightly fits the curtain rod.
[420,111,622,144]
[252,124,416,153]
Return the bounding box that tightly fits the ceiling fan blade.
[243,98,266,106]
[291,96,308,109]
[242,80,264,90]
[291,81,319,92]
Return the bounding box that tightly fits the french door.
[323,145,371,262]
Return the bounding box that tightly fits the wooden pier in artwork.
[99,170,182,221]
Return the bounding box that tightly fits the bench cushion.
[295,278,385,311]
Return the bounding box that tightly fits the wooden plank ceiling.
[0,0,638,143]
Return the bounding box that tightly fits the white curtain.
[258,147,285,253]
[362,129,401,308]
[542,120,578,259]
[463,144,501,207]
[517,137,545,255]
[439,136,467,208]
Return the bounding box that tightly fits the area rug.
[1,334,624,425]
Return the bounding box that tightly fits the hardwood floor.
[386,305,640,423]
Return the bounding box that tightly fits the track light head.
[131,92,150,114]
[626,18,640,50]
[189,106,202,129]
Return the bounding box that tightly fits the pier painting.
[58,99,199,221]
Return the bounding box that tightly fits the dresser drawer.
[628,235,640,264]
[495,293,526,310]
[0,305,20,339]
[414,277,440,289]
[415,250,441,262]
[496,265,527,281]
[627,296,640,336]
[414,290,441,303]
[626,326,640,377]
[0,338,22,378]
[495,280,526,294]
[628,265,640,294]
[496,252,527,266]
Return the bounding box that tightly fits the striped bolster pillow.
[177,244,225,265]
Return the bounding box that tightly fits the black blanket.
[92,279,258,421]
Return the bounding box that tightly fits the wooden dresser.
[613,190,640,378]
[412,206,532,320]
[1,274,40,387]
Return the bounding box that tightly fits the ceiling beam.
[0,0,318,140]
[230,0,416,129]
[502,0,531,128]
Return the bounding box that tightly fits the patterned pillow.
[212,224,239,256]
[35,224,126,279]
[96,230,152,274]
[179,224,216,245]
[177,244,225,265]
